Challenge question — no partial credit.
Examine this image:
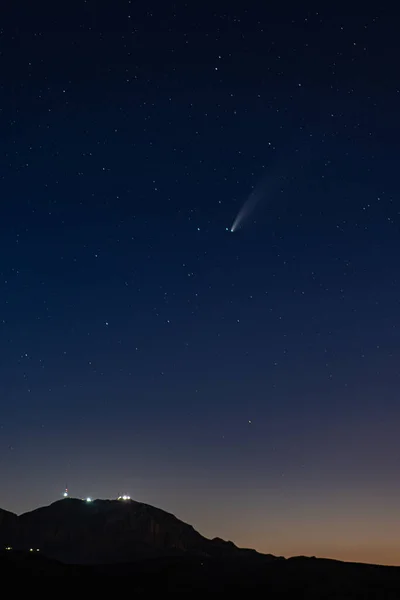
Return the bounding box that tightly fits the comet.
[230,173,269,233]
[229,139,315,233]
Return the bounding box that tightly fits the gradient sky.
[1,2,400,566]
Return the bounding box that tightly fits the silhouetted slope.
[0,508,18,548]
[0,507,17,528]
[2,551,400,596]
[3,498,400,596]
[0,498,270,564]
[0,550,84,575]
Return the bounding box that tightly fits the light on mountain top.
[118,495,131,500]
[85,497,92,503]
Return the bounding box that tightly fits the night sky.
[1,2,400,565]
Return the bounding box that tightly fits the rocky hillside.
[0,498,273,564]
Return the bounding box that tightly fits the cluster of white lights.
[29,548,40,552]
[62,493,132,503]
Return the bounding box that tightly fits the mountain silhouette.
[0,497,275,564]
[3,499,400,594]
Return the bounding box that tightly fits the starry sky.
[1,1,400,566]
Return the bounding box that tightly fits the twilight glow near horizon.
[1,3,400,567]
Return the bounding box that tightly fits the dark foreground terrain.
[2,550,400,596]
[1,498,400,595]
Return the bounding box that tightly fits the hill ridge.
[0,497,269,564]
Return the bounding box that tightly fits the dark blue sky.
[1,2,400,564]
